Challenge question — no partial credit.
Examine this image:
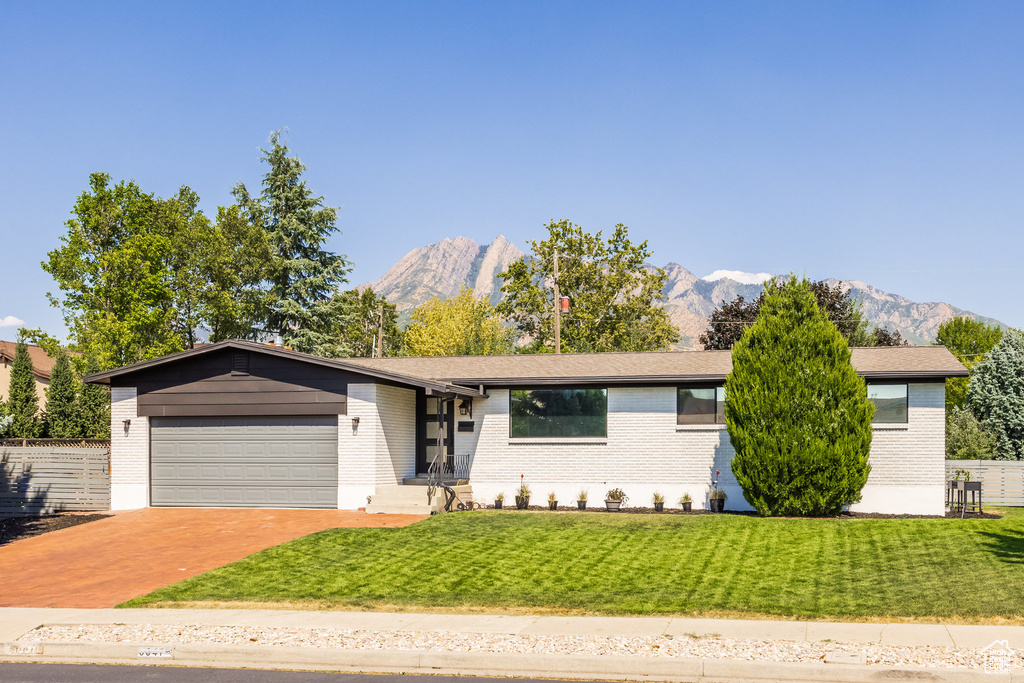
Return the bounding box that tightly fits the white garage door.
[150,416,338,508]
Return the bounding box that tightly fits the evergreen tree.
[78,380,110,439]
[725,275,874,516]
[967,330,1024,460]
[44,351,79,438]
[6,340,42,438]
[233,130,352,356]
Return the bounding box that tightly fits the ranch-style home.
[86,339,967,516]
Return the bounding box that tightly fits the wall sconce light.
[458,399,473,418]
[351,416,360,432]
[122,418,131,434]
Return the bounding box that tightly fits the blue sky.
[2,0,1022,338]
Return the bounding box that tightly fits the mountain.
[363,236,1004,348]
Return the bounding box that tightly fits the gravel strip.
[20,624,1021,671]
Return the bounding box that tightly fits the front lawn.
[122,509,1024,621]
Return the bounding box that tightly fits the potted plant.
[577,489,588,510]
[709,487,727,513]
[605,487,628,512]
[678,493,692,512]
[652,491,665,512]
[494,492,504,510]
[515,475,531,509]
[548,491,558,511]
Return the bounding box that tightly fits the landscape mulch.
[485,505,1002,520]
[0,513,111,547]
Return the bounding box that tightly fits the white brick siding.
[459,383,946,515]
[110,387,149,510]
[337,383,416,509]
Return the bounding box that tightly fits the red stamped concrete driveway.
[0,508,427,608]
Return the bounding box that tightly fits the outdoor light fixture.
[458,399,473,418]
[352,416,360,431]
[122,419,131,433]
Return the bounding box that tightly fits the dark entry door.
[415,393,453,475]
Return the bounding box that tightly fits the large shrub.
[726,276,874,516]
[945,407,997,460]
[967,330,1024,460]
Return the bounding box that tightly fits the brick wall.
[337,383,416,509]
[459,383,946,515]
[109,386,149,510]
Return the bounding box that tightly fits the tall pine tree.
[726,276,874,516]
[7,340,42,438]
[233,130,352,357]
[44,351,79,438]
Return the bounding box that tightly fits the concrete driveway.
[0,508,427,608]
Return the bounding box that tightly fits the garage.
[150,416,338,508]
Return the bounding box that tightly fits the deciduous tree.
[405,288,512,357]
[726,276,874,516]
[339,288,402,357]
[945,407,997,460]
[935,317,1004,411]
[498,220,679,353]
[43,173,183,369]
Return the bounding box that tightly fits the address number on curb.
[3,642,42,656]
[138,646,173,658]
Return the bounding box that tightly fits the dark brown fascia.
[83,339,485,399]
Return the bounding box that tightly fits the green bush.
[945,407,997,460]
[967,329,1024,460]
[726,276,874,516]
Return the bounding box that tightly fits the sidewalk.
[2,607,1022,682]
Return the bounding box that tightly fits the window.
[678,385,725,424]
[510,388,607,438]
[868,383,908,423]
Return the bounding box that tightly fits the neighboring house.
[0,341,63,408]
[86,339,967,515]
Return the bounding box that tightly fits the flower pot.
[548,501,558,511]
[605,500,622,512]
[515,495,530,510]
[682,502,692,512]
[654,502,664,512]
[494,500,502,510]
[577,501,587,510]
[710,499,724,513]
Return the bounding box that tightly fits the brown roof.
[84,339,968,393]
[345,345,968,385]
[0,341,64,380]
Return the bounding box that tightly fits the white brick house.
[88,340,966,516]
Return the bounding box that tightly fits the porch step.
[366,484,474,514]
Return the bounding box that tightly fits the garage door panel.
[150,415,338,508]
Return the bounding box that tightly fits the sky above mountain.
[2,1,1022,338]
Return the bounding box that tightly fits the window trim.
[677,384,725,425]
[508,387,609,439]
[867,382,909,424]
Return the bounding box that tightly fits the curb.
[1,641,1019,683]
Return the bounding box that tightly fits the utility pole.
[553,250,560,354]
[376,305,385,358]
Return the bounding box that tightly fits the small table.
[947,480,982,517]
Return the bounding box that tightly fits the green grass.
[121,509,1024,621]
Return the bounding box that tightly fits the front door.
[416,393,454,475]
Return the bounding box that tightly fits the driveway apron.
[0,508,426,608]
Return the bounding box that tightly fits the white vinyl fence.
[945,460,1024,507]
